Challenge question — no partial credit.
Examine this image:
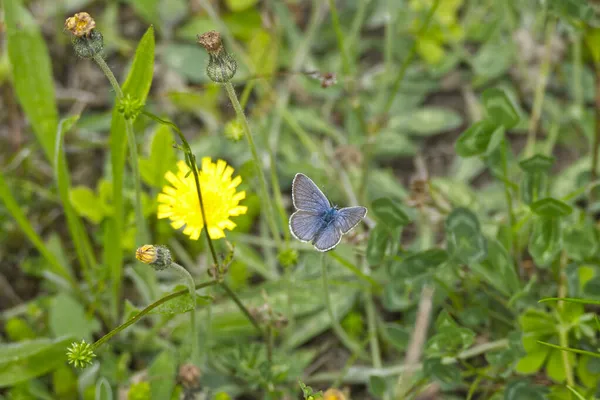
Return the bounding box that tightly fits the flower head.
[324,389,346,400]
[64,12,95,37]
[66,339,96,369]
[135,245,172,271]
[197,31,237,83]
[157,158,247,240]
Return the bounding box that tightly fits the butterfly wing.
[312,222,342,252]
[334,206,367,234]
[289,210,325,242]
[292,173,330,213]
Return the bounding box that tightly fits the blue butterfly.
[289,173,367,252]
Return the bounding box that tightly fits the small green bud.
[278,248,299,268]
[214,392,232,400]
[197,31,237,83]
[117,94,144,120]
[224,119,244,142]
[135,244,172,271]
[66,340,96,369]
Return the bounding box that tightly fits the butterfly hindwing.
[291,173,330,213]
[289,210,325,242]
[312,222,342,252]
[334,206,368,234]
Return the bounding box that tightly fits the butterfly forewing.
[312,222,342,252]
[334,206,368,234]
[292,173,330,213]
[289,210,324,242]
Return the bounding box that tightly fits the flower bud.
[66,340,96,369]
[135,245,172,271]
[224,119,244,142]
[277,248,299,268]
[197,31,237,83]
[65,12,103,59]
[117,94,144,120]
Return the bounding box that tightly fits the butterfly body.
[289,173,367,252]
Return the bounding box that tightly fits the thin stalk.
[92,280,219,350]
[592,64,600,186]
[141,111,264,335]
[170,262,198,363]
[321,253,365,356]
[525,19,555,157]
[365,290,382,368]
[224,82,281,247]
[360,0,440,200]
[558,251,575,388]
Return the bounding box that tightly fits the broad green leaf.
[52,365,77,400]
[547,0,594,24]
[125,0,159,25]
[472,38,514,82]
[564,219,598,261]
[546,349,575,383]
[163,44,209,83]
[371,198,411,230]
[366,225,389,265]
[585,28,600,68]
[149,351,176,399]
[5,0,58,160]
[519,154,554,173]
[504,380,547,400]
[367,169,408,200]
[249,29,278,76]
[471,239,520,296]
[530,198,573,218]
[139,124,177,188]
[49,293,100,341]
[368,376,387,398]
[455,120,499,157]
[521,170,549,205]
[390,249,448,279]
[529,217,562,267]
[384,323,409,351]
[375,131,418,159]
[69,186,105,224]
[426,326,475,357]
[107,26,156,318]
[399,107,463,136]
[95,378,113,400]
[0,337,75,387]
[482,88,520,129]
[148,293,212,315]
[423,357,461,384]
[515,349,549,374]
[445,208,488,264]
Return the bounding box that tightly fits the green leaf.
[482,88,520,129]
[521,170,550,205]
[546,0,594,24]
[390,249,448,279]
[368,376,387,397]
[163,44,209,83]
[139,124,177,188]
[426,326,475,357]
[519,154,555,172]
[515,349,549,374]
[564,219,598,261]
[445,208,488,264]
[148,293,212,315]
[95,378,113,400]
[504,379,548,400]
[5,0,58,160]
[107,26,156,318]
[149,351,176,399]
[455,120,499,157]
[366,225,390,265]
[69,186,106,224]
[0,337,75,387]
[49,293,100,341]
[249,29,278,76]
[530,198,573,218]
[423,357,461,384]
[470,239,520,296]
[399,107,463,136]
[529,217,563,267]
[384,323,409,351]
[546,349,575,383]
[371,198,411,230]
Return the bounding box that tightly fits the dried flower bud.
[135,245,172,271]
[65,12,103,59]
[197,31,237,83]
[64,12,95,37]
[178,363,201,389]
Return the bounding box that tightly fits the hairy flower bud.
[197,31,237,83]
[66,340,96,369]
[136,245,172,271]
[65,12,103,58]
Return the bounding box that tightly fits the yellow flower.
[157,158,247,240]
[324,389,346,400]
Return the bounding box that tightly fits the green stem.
[326,0,351,75]
[224,82,281,247]
[360,0,441,200]
[92,280,219,350]
[525,19,555,157]
[321,253,365,356]
[171,262,198,363]
[220,282,263,334]
[558,251,575,387]
[92,54,123,98]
